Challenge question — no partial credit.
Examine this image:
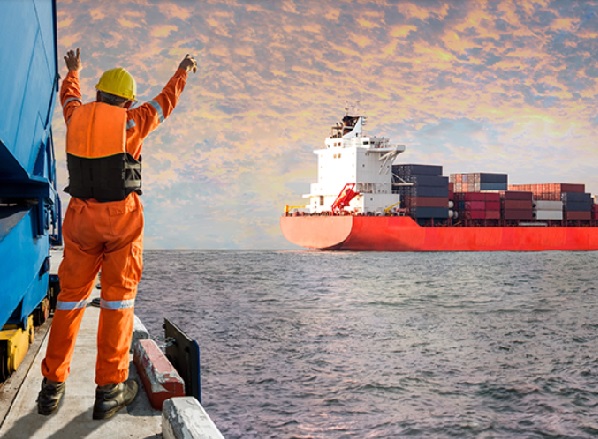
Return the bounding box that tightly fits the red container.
[559,183,585,193]
[464,192,487,201]
[456,192,499,201]
[504,210,534,220]
[482,193,501,202]
[485,210,501,220]
[503,199,533,210]
[465,201,485,210]
[501,190,533,200]
[486,201,501,210]
[565,211,591,221]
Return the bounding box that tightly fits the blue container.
[410,206,449,219]
[392,164,443,177]
[563,200,591,212]
[399,185,449,198]
[479,182,508,191]
[479,173,508,184]
[0,0,58,182]
[561,192,591,203]
[400,175,449,187]
[0,0,60,329]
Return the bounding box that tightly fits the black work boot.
[92,379,138,420]
[37,378,66,415]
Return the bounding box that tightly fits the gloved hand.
[65,48,82,72]
[179,54,198,73]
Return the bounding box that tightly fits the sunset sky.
[53,0,598,249]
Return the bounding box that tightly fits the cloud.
[151,25,179,38]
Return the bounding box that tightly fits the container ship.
[280,113,598,251]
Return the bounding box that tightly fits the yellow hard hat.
[95,67,136,100]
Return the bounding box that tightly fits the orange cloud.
[151,25,179,38]
[398,3,434,20]
[156,3,192,21]
[117,17,140,29]
[389,25,417,39]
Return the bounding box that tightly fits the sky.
[53,0,598,249]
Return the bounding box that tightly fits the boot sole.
[92,405,122,420]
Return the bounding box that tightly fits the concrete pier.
[0,286,162,438]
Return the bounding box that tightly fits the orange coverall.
[42,68,187,386]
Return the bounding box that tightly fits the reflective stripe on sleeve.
[100,298,135,310]
[126,119,136,130]
[149,100,164,123]
[56,300,88,311]
[64,97,82,106]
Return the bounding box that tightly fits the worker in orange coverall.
[37,48,197,420]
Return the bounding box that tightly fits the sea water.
[135,250,598,438]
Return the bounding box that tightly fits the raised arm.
[125,54,197,157]
[60,48,83,123]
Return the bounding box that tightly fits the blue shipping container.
[393,164,443,177]
[410,206,449,219]
[0,0,60,329]
[399,175,449,187]
[399,186,449,198]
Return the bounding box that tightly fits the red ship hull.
[280,216,598,251]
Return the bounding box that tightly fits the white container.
[535,210,563,220]
[534,200,562,211]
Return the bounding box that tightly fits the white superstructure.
[304,114,407,214]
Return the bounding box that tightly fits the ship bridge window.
[363,141,369,145]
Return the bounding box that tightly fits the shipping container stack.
[393,170,598,226]
[509,183,584,201]
[509,183,593,223]
[392,164,449,223]
[561,192,592,221]
[449,173,507,225]
[453,192,501,221]
[501,190,534,221]
[450,173,508,192]
[533,200,563,221]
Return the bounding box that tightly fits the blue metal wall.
[0,0,60,329]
